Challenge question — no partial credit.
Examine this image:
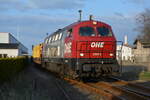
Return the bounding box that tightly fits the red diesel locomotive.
[42,19,121,79]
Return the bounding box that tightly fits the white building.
[117,35,133,61]
[0,32,28,58]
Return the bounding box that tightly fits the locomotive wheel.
[59,64,65,78]
[59,64,78,80]
[71,71,79,80]
[67,67,77,80]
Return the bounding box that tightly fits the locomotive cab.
[64,20,120,77]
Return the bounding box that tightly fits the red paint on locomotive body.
[64,20,116,59]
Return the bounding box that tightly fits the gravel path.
[0,65,90,100]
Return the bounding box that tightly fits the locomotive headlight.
[93,21,97,25]
[80,53,84,56]
[110,53,113,56]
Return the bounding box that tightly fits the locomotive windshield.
[97,27,112,36]
[79,27,95,36]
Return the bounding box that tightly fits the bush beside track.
[139,71,150,80]
[0,57,29,83]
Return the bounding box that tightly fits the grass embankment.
[0,57,29,83]
[139,72,150,80]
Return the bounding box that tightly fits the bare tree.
[136,9,150,42]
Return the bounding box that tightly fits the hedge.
[0,57,29,83]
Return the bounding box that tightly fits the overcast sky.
[0,0,150,54]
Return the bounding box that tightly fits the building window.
[0,54,2,58]
[2,54,8,58]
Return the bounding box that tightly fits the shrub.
[0,56,29,83]
[139,71,150,80]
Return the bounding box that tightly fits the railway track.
[55,79,72,100]
[64,78,122,100]
[109,77,150,97]
[64,78,150,100]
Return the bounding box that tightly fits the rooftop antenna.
[78,10,82,22]
[89,15,93,20]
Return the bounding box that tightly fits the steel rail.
[64,78,123,100]
[90,82,148,100]
[110,77,150,97]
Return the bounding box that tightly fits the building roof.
[134,39,150,48]
[123,44,133,48]
[0,43,19,49]
[0,32,28,52]
[134,39,150,44]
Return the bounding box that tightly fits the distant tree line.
[136,9,150,42]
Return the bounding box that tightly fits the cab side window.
[67,29,72,37]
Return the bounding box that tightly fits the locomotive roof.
[63,20,110,29]
[45,20,110,39]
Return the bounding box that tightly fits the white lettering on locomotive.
[64,42,72,53]
[91,42,104,48]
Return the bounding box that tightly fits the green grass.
[139,72,150,80]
